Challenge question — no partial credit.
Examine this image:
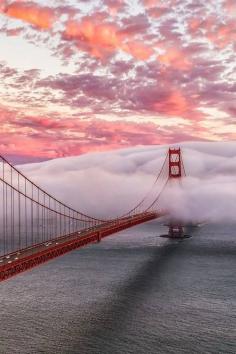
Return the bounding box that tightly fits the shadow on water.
[69,237,189,354]
[67,225,230,354]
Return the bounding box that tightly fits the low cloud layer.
[19,141,236,224]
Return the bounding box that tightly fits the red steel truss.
[0,147,186,282]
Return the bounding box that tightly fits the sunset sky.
[0,0,235,163]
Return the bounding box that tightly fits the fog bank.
[19,142,236,223]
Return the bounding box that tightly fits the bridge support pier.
[160,223,190,239]
[97,231,102,243]
[168,224,184,238]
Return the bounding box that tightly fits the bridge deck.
[0,212,161,282]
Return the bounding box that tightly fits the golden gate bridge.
[0,148,186,282]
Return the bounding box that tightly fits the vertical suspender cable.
[18,172,21,250]
[25,178,27,248]
[3,161,6,255]
[31,183,34,245]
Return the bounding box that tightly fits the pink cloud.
[103,0,125,15]
[64,16,153,61]
[224,0,236,14]
[143,0,162,8]
[207,20,236,48]
[147,6,169,18]
[154,90,188,116]
[123,41,154,60]
[157,47,192,71]
[3,1,55,30]
[188,14,236,49]
[0,98,208,160]
[0,105,165,159]
[64,19,122,59]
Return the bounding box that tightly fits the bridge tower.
[169,147,182,179]
[167,148,185,239]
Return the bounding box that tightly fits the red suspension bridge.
[0,148,186,282]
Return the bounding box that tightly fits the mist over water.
[19,141,236,223]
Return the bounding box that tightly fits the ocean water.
[0,220,235,354]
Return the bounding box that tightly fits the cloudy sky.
[0,0,235,163]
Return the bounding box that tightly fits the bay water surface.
[0,221,235,354]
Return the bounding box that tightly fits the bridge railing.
[0,148,184,258]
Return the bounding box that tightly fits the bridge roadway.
[0,211,161,282]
